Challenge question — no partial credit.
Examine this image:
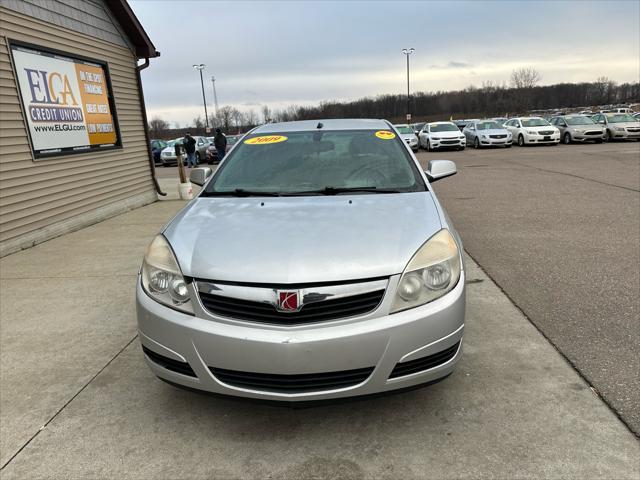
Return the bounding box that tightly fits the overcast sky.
[130,0,640,126]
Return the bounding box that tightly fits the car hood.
[522,125,556,131]
[400,133,417,141]
[161,147,175,154]
[429,131,462,138]
[476,129,510,135]
[610,122,640,128]
[164,192,442,284]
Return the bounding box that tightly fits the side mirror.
[426,160,457,182]
[189,167,213,186]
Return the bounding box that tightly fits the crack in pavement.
[0,335,139,471]
[510,161,640,192]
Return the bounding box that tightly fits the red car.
[205,135,240,164]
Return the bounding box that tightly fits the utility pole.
[402,48,415,122]
[210,76,219,121]
[192,64,209,134]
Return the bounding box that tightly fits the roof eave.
[106,0,160,59]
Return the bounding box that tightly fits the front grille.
[142,345,196,377]
[627,128,640,132]
[209,365,375,393]
[389,342,460,379]
[538,130,554,135]
[441,139,459,145]
[489,134,507,139]
[585,130,602,135]
[199,289,385,325]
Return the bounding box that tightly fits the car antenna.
[317,122,323,129]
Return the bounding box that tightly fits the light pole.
[210,76,219,121]
[402,48,415,122]
[192,64,209,133]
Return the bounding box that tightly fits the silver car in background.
[137,119,466,401]
[394,124,419,151]
[592,112,640,141]
[463,119,513,148]
[550,115,604,144]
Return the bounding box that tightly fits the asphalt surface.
[1,201,637,478]
[416,140,640,435]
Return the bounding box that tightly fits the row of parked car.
[401,111,640,151]
[150,135,240,167]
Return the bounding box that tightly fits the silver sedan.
[463,120,513,148]
[394,123,419,151]
[550,115,605,144]
[137,119,466,402]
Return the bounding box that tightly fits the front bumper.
[430,138,466,149]
[523,133,560,144]
[479,137,512,147]
[136,270,466,401]
[610,129,640,139]
[570,131,605,142]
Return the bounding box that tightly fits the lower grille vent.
[209,365,375,393]
[389,342,460,379]
[142,346,196,377]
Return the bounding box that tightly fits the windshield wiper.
[202,189,282,197]
[283,186,403,196]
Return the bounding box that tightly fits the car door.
[464,123,475,143]
[419,125,429,148]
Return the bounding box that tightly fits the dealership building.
[0,0,161,257]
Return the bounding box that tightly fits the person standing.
[214,128,227,162]
[183,132,197,168]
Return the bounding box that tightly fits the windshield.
[476,121,503,130]
[565,116,595,126]
[227,136,239,145]
[606,113,636,123]
[204,130,425,195]
[430,123,459,132]
[395,125,414,134]
[165,140,176,147]
[521,118,549,127]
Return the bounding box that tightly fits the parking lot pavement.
[0,201,185,468]
[417,141,640,436]
[1,198,639,478]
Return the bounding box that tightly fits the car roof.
[251,118,390,134]
[428,121,456,125]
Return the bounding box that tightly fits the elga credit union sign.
[9,42,121,158]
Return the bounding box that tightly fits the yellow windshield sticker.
[375,130,396,140]
[244,135,288,145]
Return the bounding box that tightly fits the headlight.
[481,134,488,139]
[526,130,538,135]
[614,126,624,131]
[391,229,461,313]
[459,136,465,140]
[431,136,441,141]
[141,235,193,314]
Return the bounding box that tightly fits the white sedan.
[504,117,560,146]
[418,122,466,151]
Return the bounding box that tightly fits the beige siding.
[0,7,156,255]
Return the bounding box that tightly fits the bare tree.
[231,108,244,131]
[148,117,169,138]
[245,109,257,126]
[510,67,542,88]
[261,105,272,123]
[192,115,205,130]
[593,76,617,104]
[217,106,234,132]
